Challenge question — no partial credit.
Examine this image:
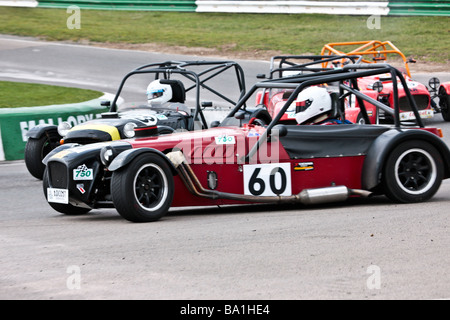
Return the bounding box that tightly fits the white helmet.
[147,79,172,104]
[294,86,332,125]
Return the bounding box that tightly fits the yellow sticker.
[294,162,314,171]
[70,124,121,141]
[52,150,72,159]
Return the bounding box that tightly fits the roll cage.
[255,55,363,107]
[257,54,363,80]
[106,60,247,131]
[320,41,416,78]
[221,64,425,162]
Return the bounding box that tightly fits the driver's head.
[295,86,332,125]
[147,79,172,104]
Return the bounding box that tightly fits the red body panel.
[170,156,365,207]
[360,76,431,108]
[351,89,380,124]
[127,125,366,208]
[255,90,270,107]
[345,108,361,123]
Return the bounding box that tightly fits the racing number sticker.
[243,163,291,196]
[73,164,93,180]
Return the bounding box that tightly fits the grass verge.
[0,7,449,63]
[0,81,102,108]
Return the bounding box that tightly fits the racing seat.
[160,79,186,103]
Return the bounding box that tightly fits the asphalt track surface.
[1,35,450,301]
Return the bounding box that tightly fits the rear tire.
[25,132,60,180]
[43,168,91,215]
[111,153,174,222]
[382,140,443,203]
[439,88,450,121]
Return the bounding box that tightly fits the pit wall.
[32,1,450,16]
[1,1,448,16]
[0,93,113,161]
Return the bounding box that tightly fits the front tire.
[43,167,91,215]
[356,112,367,124]
[111,153,174,222]
[25,132,61,180]
[382,140,444,203]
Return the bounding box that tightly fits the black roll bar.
[108,60,248,130]
[240,65,425,162]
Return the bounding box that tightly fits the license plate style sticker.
[47,188,69,204]
[73,164,93,180]
[400,110,434,121]
[243,163,292,196]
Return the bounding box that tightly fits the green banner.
[0,99,109,161]
[388,0,450,16]
[37,0,197,11]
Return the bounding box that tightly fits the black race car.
[24,60,246,179]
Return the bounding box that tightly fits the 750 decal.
[243,163,291,196]
[73,164,93,180]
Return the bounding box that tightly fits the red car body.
[126,124,366,208]
[345,74,433,124]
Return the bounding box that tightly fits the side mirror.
[407,58,417,64]
[256,74,267,79]
[202,101,213,108]
[210,120,220,128]
[101,100,111,107]
[234,111,245,120]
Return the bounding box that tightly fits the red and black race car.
[42,64,450,222]
[320,40,449,123]
[257,41,449,125]
[254,54,361,123]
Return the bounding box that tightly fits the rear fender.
[362,129,450,190]
[26,124,59,139]
[107,148,178,175]
[345,108,360,123]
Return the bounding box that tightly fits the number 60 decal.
[243,163,291,196]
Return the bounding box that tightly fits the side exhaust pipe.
[166,151,372,205]
[298,186,372,205]
[298,186,350,205]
